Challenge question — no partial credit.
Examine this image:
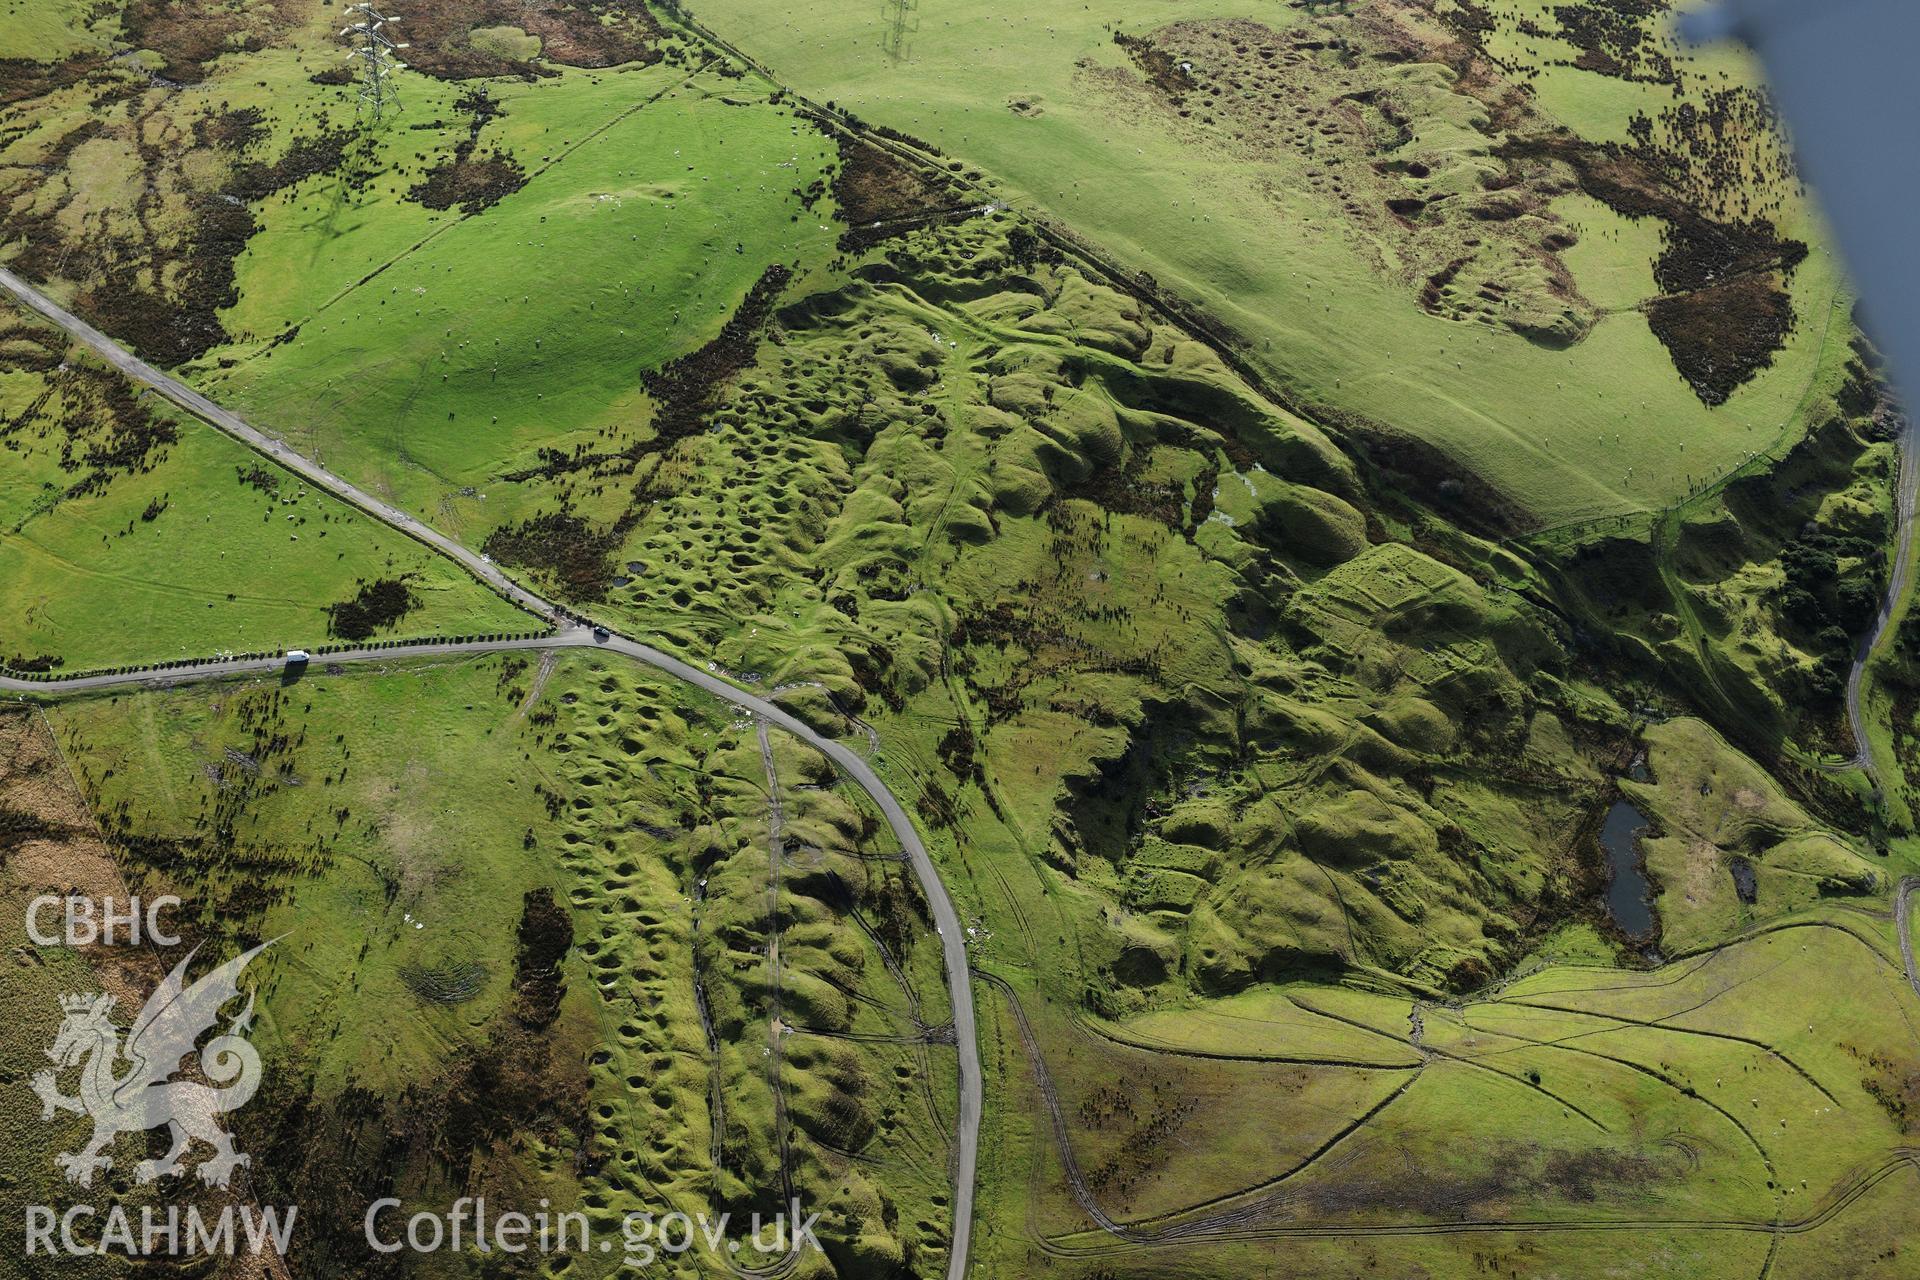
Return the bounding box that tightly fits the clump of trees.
[1777,528,1883,702]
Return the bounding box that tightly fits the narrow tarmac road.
[1843,412,1920,775]
[0,271,981,1280]
[1896,876,1920,1000]
[0,268,550,619]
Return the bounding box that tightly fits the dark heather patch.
[1730,855,1757,904]
[0,351,180,503]
[0,324,64,372]
[1496,134,1805,404]
[0,53,107,107]
[406,87,526,214]
[639,264,794,446]
[71,190,255,367]
[325,578,419,641]
[408,149,525,213]
[394,0,662,80]
[1653,214,1808,297]
[511,263,796,482]
[0,804,72,853]
[244,893,587,1271]
[1056,447,1185,529]
[1546,0,1676,84]
[35,114,354,366]
[195,105,268,151]
[483,510,623,601]
[1296,1139,1666,1218]
[511,887,573,1029]
[226,129,353,202]
[824,131,956,252]
[120,0,296,83]
[1434,0,1803,401]
[1331,409,1534,537]
[1645,274,1797,407]
[1113,31,1196,101]
[487,267,792,601]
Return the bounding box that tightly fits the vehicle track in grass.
[1032,1147,1920,1259]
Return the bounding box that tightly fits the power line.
[341,4,409,123]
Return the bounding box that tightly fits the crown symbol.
[59,992,111,1014]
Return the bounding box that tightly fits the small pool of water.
[1600,799,1655,939]
[1730,856,1757,904]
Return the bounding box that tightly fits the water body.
[1599,799,1656,939]
[1729,855,1758,905]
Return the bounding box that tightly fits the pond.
[1599,798,1655,940]
[1730,855,1757,904]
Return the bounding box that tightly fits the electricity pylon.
[342,4,408,123]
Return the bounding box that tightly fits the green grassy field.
[1,0,844,591]
[195,56,841,541]
[685,0,1850,526]
[48,650,957,1274]
[2,2,1916,1278]
[49,660,583,1086]
[528,211,1620,995]
[968,911,1920,1275]
[0,0,108,60]
[0,302,527,671]
[1626,717,1882,953]
[519,204,1913,1274]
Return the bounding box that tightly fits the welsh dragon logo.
[31,941,272,1189]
